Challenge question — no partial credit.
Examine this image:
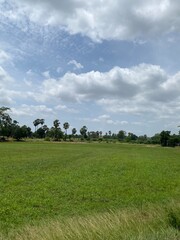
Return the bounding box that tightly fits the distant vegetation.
[1,106,180,146]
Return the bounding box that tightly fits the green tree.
[63,122,70,135]
[42,125,49,137]
[80,126,88,139]
[33,119,39,132]
[160,131,171,147]
[126,132,138,142]
[137,135,148,144]
[33,119,44,132]
[72,128,77,135]
[117,130,126,141]
[0,106,12,138]
[53,119,60,129]
[151,133,160,144]
[36,127,46,138]
[48,119,63,141]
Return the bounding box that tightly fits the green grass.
[2,205,180,240]
[0,142,179,238]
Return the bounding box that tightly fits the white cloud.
[2,62,179,122]
[79,115,128,126]
[42,71,51,78]
[41,64,165,101]
[0,49,11,64]
[55,104,79,113]
[23,79,32,87]
[36,64,180,120]
[5,0,180,41]
[0,66,14,86]
[11,104,54,117]
[0,89,14,105]
[68,60,84,70]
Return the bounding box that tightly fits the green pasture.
[0,142,179,238]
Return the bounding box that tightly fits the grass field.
[0,142,179,239]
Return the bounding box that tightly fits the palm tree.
[52,119,62,141]
[33,119,38,132]
[39,119,45,126]
[53,119,60,129]
[63,122,70,135]
[42,125,49,136]
[33,119,44,132]
[0,106,10,116]
[71,128,77,141]
[72,128,77,135]
[80,126,88,139]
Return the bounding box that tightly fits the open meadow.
[0,142,179,239]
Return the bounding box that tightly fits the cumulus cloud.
[41,64,166,102]
[37,64,180,119]
[4,0,180,41]
[1,62,179,120]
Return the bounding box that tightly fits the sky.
[0,0,180,136]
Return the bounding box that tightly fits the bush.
[44,137,50,141]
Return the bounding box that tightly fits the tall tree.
[160,131,171,146]
[53,119,60,129]
[0,106,12,138]
[63,122,70,135]
[72,128,77,135]
[80,126,88,139]
[39,119,45,126]
[33,119,39,132]
[117,130,126,141]
[42,125,49,136]
[33,119,45,132]
[51,119,63,141]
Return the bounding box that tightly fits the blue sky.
[0,0,180,136]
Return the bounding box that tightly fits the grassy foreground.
[1,205,180,240]
[0,142,179,239]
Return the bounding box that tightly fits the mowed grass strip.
[0,142,179,233]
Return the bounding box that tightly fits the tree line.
[0,106,180,147]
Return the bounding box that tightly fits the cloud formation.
[1,62,179,120]
[4,0,180,41]
[37,64,180,119]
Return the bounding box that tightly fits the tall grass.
[1,204,180,240]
